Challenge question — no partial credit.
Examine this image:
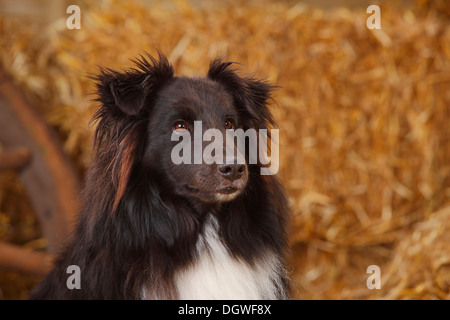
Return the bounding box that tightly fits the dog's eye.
[224,119,233,130]
[173,121,188,132]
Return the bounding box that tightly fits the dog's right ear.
[90,53,174,211]
[94,52,174,116]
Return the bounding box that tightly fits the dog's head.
[93,53,274,209]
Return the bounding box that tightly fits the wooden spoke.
[0,147,32,172]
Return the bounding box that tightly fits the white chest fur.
[174,215,286,300]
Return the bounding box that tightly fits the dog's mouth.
[186,185,239,195]
[217,187,238,194]
[184,184,243,202]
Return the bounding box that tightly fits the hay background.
[0,0,449,299]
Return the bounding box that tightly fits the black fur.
[30,53,290,299]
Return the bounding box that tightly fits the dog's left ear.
[95,53,174,116]
[207,59,275,129]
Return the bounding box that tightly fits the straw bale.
[0,0,449,299]
[380,206,450,299]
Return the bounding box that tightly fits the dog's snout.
[218,163,246,181]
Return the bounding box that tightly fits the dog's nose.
[218,163,246,181]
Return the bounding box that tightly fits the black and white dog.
[30,53,290,299]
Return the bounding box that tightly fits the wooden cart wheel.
[0,67,81,276]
